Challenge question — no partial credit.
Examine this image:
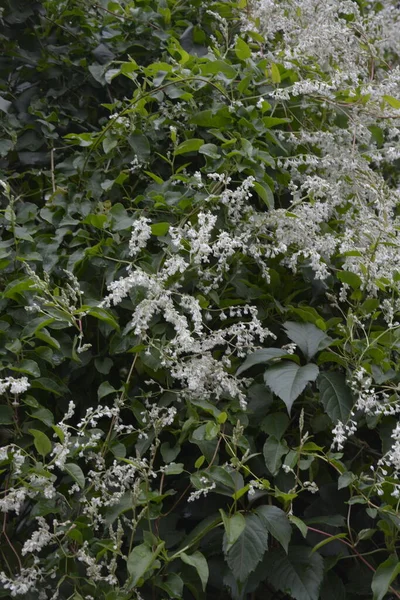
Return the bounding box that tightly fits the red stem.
[307,526,400,598]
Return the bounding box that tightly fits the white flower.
[128,216,152,257]
[0,376,30,395]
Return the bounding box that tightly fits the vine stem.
[307,526,400,598]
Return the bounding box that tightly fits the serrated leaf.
[29,429,52,457]
[264,362,319,414]
[226,514,268,582]
[64,463,85,489]
[180,551,209,591]
[283,322,333,360]
[237,348,288,376]
[372,554,400,600]
[320,571,346,600]
[255,505,292,552]
[317,372,353,423]
[264,546,324,600]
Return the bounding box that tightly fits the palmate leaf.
[317,371,353,422]
[264,362,319,414]
[226,514,269,582]
[255,505,292,552]
[264,546,324,600]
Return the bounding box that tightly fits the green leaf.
[86,306,120,331]
[235,37,252,60]
[98,381,117,400]
[337,471,356,489]
[254,181,274,209]
[128,134,150,161]
[64,463,85,489]
[264,546,324,600]
[10,359,40,378]
[103,135,118,154]
[337,270,362,289]
[317,372,353,423]
[283,322,333,360]
[127,542,164,587]
[31,378,67,397]
[270,63,281,83]
[29,406,54,427]
[289,515,308,538]
[3,277,38,299]
[0,96,12,114]
[35,329,61,350]
[64,132,94,147]
[383,95,400,109]
[226,514,269,582]
[29,429,52,457]
[220,510,246,552]
[263,117,291,127]
[372,554,400,600]
[200,60,237,80]
[190,398,223,418]
[0,405,14,425]
[178,514,221,551]
[199,143,220,159]
[163,462,184,475]
[310,533,348,554]
[174,138,204,155]
[180,551,209,591]
[155,573,184,599]
[256,505,292,553]
[320,571,346,600]
[264,362,319,414]
[151,222,170,236]
[263,436,289,475]
[261,412,289,439]
[237,348,289,376]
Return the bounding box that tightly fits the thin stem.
[307,526,400,598]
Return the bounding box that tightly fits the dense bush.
[1,0,400,598]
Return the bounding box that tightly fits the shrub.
[1,0,400,598]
